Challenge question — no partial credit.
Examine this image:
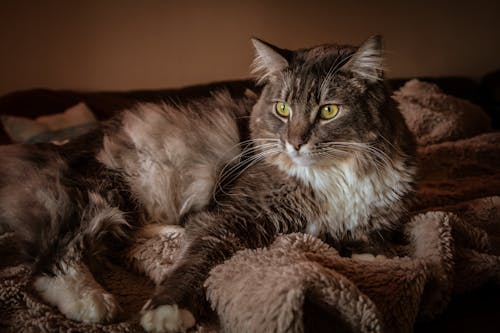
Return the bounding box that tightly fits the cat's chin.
[289,155,314,167]
[273,152,316,170]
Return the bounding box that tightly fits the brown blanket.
[1,80,499,332]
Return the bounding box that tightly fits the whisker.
[317,144,390,162]
[319,52,354,97]
[212,140,281,203]
[314,141,393,170]
[319,53,343,95]
[216,144,278,186]
[214,148,281,205]
[223,148,281,185]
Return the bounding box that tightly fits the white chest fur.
[288,161,409,237]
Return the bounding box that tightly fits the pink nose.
[291,141,303,151]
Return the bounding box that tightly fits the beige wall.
[1,0,499,96]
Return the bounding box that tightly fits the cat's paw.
[140,302,195,333]
[34,274,120,323]
[68,289,119,323]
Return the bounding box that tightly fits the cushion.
[1,102,98,144]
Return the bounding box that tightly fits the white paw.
[67,289,119,323]
[140,303,195,333]
[34,273,119,323]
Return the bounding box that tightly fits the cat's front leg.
[139,204,280,333]
[139,268,199,333]
[139,241,213,332]
[140,228,242,333]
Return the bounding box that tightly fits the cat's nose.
[290,135,308,151]
[287,121,310,152]
[291,142,303,151]
[287,139,305,152]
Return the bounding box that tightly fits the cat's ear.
[343,35,384,82]
[251,38,290,83]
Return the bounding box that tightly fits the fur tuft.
[82,191,131,242]
[345,35,384,82]
[251,38,289,84]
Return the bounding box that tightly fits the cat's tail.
[78,191,133,256]
[0,187,132,273]
[37,190,133,273]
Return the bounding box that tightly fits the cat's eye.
[319,104,339,120]
[275,102,291,118]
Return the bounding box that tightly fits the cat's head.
[249,36,403,174]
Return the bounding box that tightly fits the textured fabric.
[1,82,500,332]
[1,102,98,143]
[204,200,500,333]
[394,79,492,146]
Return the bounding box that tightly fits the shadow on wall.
[0,0,499,95]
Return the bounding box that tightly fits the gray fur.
[0,140,133,273]
[97,93,242,225]
[0,36,416,330]
[142,36,416,332]
[0,91,249,323]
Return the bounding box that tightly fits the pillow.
[1,102,98,144]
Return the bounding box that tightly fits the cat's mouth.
[284,142,314,167]
[287,152,313,166]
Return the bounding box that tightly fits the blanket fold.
[205,200,500,333]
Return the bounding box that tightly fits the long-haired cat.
[139,35,416,332]
[0,35,416,331]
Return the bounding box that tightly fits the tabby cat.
[0,36,416,332]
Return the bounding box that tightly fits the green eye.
[275,102,291,117]
[319,104,339,120]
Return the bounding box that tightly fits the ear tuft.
[345,35,384,82]
[251,38,289,84]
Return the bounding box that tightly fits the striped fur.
[141,36,417,332]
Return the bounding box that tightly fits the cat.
[0,93,250,322]
[138,35,416,332]
[0,35,416,331]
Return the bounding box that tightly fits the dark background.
[1,0,499,95]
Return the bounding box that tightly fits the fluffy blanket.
[1,80,499,332]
